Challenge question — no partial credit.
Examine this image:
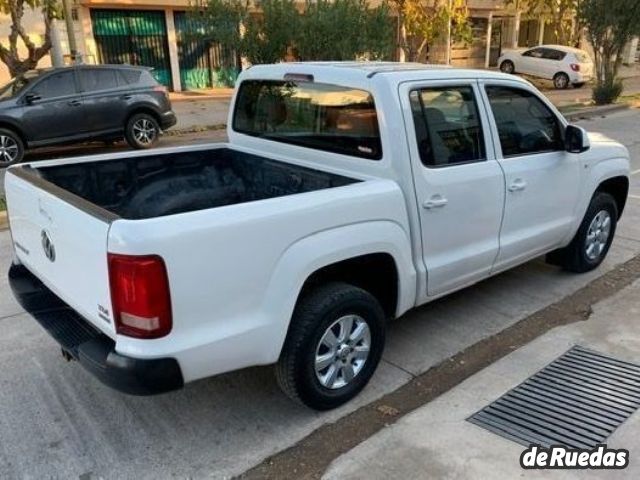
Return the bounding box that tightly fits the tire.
[553,72,570,89]
[573,82,586,89]
[0,128,25,167]
[547,192,618,273]
[500,60,515,74]
[276,282,386,410]
[125,113,160,149]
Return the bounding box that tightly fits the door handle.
[67,99,81,107]
[508,179,527,192]
[423,195,448,209]
[121,94,132,100]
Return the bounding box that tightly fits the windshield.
[0,75,33,100]
[233,80,382,160]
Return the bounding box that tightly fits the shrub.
[592,80,624,105]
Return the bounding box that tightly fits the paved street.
[0,108,639,478]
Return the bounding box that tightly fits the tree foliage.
[296,0,394,61]
[189,0,247,48]
[506,0,581,46]
[191,0,395,64]
[0,0,60,78]
[579,0,640,104]
[391,0,471,62]
[243,0,299,64]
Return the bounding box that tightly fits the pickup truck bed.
[29,147,357,219]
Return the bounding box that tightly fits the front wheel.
[0,128,25,167]
[125,113,160,149]
[548,192,618,273]
[276,282,386,410]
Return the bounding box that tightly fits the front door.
[21,69,85,143]
[400,81,505,297]
[480,81,581,271]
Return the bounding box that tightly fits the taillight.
[108,253,172,339]
[570,64,581,72]
[153,85,168,98]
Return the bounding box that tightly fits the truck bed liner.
[33,148,358,220]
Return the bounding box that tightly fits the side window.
[523,48,543,58]
[485,86,563,157]
[32,71,76,99]
[542,49,566,61]
[118,69,142,85]
[409,86,485,167]
[80,69,119,92]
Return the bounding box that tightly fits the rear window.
[232,80,382,160]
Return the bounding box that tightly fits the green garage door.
[174,11,239,90]
[91,9,172,89]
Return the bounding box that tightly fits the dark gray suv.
[0,65,177,166]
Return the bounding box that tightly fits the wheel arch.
[0,120,27,147]
[125,105,162,127]
[596,175,629,219]
[262,221,417,363]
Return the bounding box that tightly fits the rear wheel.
[547,192,617,273]
[125,113,160,149]
[276,282,386,410]
[500,60,515,74]
[0,128,24,167]
[554,72,570,89]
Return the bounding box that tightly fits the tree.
[296,0,394,61]
[0,0,59,78]
[506,0,581,46]
[243,0,299,64]
[189,0,247,52]
[579,0,640,104]
[391,0,471,63]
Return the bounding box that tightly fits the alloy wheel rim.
[0,135,19,164]
[315,314,371,390]
[502,62,513,73]
[585,210,611,261]
[133,119,157,145]
[556,75,568,88]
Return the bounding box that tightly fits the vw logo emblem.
[41,229,56,262]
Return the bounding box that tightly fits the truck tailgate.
[5,168,116,338]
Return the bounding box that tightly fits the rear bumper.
[160,110,177,130]
[8,263,184,395]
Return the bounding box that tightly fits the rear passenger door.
[480,82,581,272]
[78,68,129,134]
[400,81,505,297]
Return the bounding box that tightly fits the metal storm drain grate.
[468,346,640,448]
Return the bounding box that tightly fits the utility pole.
[61,0,79,63]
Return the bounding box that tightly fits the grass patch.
[0,196,6,212]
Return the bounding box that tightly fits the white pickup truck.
[5,62,630,410]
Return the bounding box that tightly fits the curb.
[0,211,7,232]
[166,124,227,137]
[562,103,631,121]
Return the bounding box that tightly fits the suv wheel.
[547,192,617,273]
[276,282,386,410]
[125,113,160,149]
[0,128,24,166]
[553,72,570,89]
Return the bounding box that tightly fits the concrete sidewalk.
[323,278,640,480]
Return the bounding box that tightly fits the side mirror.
[24,93,41,105]
[565,125,590,153]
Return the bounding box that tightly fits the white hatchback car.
[498,45,594,89]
